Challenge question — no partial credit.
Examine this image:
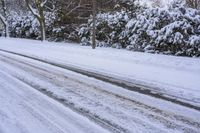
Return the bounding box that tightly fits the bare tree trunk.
[92,0,96,49]
[38,5,46,41]
[25,0,46,41]
[4,20,9,37]
[41,20,46,41]
[39,18,46,41]
[0,0,9,37]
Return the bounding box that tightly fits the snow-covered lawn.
[0,38,199,105]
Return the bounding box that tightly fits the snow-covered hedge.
[80,2,200,57]
[79,10,130,48]
[8,12,79,42]
[125,3,200,56]
[9,12,40,39]
[8,12,55,40]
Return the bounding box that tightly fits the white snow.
[0,38,200,106]
[0,69,109,133]
[138,0,174,8]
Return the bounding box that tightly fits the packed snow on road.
[0,69,109,133]
[0,38,200,133]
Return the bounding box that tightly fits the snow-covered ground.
[0,38,199,106]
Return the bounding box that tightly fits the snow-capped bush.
[8,11,63,40]
[125,2,200,56]
[9,12,40,39]
[79,1,200,57]
[8,11,80,42]
[79,10,130,48]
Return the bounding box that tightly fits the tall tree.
[25,0,47,41]
[0,0,9,37]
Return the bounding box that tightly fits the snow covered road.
[0,48,200,133]
[0,68,109,133]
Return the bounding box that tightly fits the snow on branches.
[125,3,200,56]
[80,2,200,57]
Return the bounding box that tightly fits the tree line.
[0,0,121,49]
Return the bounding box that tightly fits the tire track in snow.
[0,49,199,112]
[0,53,199,133]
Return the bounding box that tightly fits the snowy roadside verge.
[0,38,200,106]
